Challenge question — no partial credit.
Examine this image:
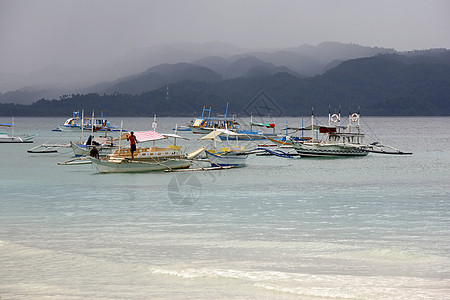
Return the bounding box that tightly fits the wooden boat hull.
[88,157,192,173]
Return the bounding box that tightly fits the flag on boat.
[250,122,275,128]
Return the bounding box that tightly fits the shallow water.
[1,116,449,299]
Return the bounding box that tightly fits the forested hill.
[1,51,450,116]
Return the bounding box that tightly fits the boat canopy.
[117,131,166,142]
[199,130,222,142]
[134,131,166,142]
[199,129,243,142]
[163,133,189,140]
[0,123,14,127]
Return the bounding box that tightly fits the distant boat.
[53,111,123,132]
[289,112,368,157]
[70,135,117,157]
[220,119,278,141]
[0,119,36,143]
[172,125,191,131]
[289,111,411,157]
[188,104,240,134]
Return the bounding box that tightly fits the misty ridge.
[1,41,397,104]
[1,41,450,116]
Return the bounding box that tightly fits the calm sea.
[1,116,449,299]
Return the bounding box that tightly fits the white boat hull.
[70,141,116,157]
[205,151,248,167]
[292,142,368,157]
[0,134,35,143]
[188,126,213,134]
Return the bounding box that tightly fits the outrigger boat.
[289,111,411,157]
[289,112,368,157]
[220,118,278,141]
[70,135,116,157]
[28,142,70,153]
[67,110,121,157]
[0,119,36,143]
[88,130,205,173]
[53,111,123,132]
[200,129,248,167]
[188,104,240,134]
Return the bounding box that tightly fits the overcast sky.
[1,0,449,75]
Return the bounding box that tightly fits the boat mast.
[357,109,361,144]
[152,114,157,131]
[224,102,229,130]
[338,107,341,133]
[301,116,304,138]
[152,114,157,148]
[285,120,288,138]
[118,120,123,152]
[311,108,314,143]
[80,109,84,143]
[91,110,95,136]
[328,106,331,126]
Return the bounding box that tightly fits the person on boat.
[127,131,137,159]
[89,146,99,159]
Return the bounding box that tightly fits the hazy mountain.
[223,56,280,78]
[235,50,323,76]
[86,62,222,95]
[3,50,449,116]
[86,57,300,95]
[0,41,243,97]
[291,41,396,64]
[95,42,244,83]
[0,42,443,106]
[243,65,300,78]
[192,56,232,75]
[0,88,65,105]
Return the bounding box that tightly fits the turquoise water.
[1,116,449,299]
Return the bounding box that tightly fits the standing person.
[127,131,137,159]
[89,146,99,159]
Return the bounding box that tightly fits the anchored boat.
[289,111,410,157]
[200,129,248,167]
[289,112,368,157]
[53,111,123,132]
[188,104,240,134]
[88,130,205,173]
[0,119,36,143]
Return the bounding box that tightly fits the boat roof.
[163,133,189,140]
[118,131,166,142]
[199,129,244,141]
[199,130,222,142]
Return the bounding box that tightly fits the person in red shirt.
[127,131,137,159]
